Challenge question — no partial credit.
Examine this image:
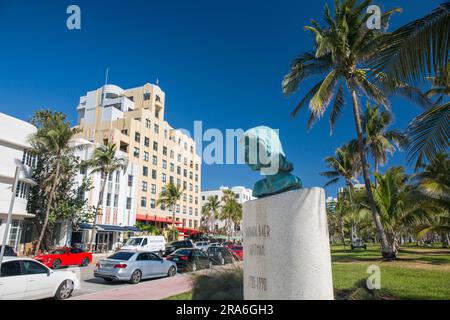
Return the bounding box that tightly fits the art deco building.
[75,83,202,238]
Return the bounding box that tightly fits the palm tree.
[321,143,360,202]
[202,196,221,232]
[220,198,242,238]
[372,167,438,254]
[282,0,401,258]
[157,183,184,242]
[354,102,407,175]
[86,143,128,252]
[29,111,81,255]
[334,198,350,245]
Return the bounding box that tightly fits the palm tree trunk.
[340,219,346,246]
[34,161,61,256]
[172,203,176,241]
[89,172,108,252]
[349,86,394,259]
[374,158,379,188]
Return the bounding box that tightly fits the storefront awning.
[176,227,201,235]
[77,223,140,233]
[136,215,183,225]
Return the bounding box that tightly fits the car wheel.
[52,259,61,269]
[54,280,73,300]
[129,270,142,284]
[81,257,89,267]
[191,262,197,272]
[167,266,176,277]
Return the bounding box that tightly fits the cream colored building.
[75,83,202,238]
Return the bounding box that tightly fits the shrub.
[191,265,243,300]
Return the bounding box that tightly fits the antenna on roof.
[156,77,159,86]
[105,67,109,86]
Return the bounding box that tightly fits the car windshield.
[170,241,184,246]
[50,248,68,254]
[107,252,135,261]
[174,249,191,256]
[125,238,143,246]
[207,247,221,253]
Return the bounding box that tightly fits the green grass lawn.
[165,245,450,300]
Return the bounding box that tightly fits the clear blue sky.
[0,0,442,197]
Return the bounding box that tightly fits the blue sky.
[0,0,442,197]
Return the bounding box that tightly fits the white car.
[194,241,209,251]
[0,257,80,300]
[206,242,222,251]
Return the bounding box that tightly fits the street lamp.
[0,166,21,276]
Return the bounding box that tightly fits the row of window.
[141,165,199,183]
[140,197,199,216]
[133,145,199,171]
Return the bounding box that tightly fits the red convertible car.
[35,247,92,269]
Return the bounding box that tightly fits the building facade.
[0,113,37,254]
[75,83,202,238]
[201,186,255,237]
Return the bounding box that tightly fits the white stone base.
[243,188,334,300]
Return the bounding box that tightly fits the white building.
[55,138,139,252]
[201,186,255,237]
[0,113,37,254]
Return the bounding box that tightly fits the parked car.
[34,247,92,269]
[222,241,235,249]
[166,248,212,272]
[206,242,222,251]
[0,257,80,300]
[206,246,235,265]
[230,245,243,260]
[194,241,209,251]
[122,236,166,255]
[164,240,194,256]
[0,245,17,257]
[351,238,367,250]
[94,250,177,284]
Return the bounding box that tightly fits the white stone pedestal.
[243,188,334,300]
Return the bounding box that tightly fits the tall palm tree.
[29,111,81,255]
[157,183,184,242]
[86,143,128,252]
[321,143,360,202]
[220,198,242,237]
[202,196,221,232]
[283,0,401,258]
[355,102,407,175]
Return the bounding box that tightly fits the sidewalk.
[70,273,193,300]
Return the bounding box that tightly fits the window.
[177,179,181,187]
[143,92,151,101]
[169,176,174,184]
[163,147,167,156]
[22,150,37,168]
[170,150,175,159]
[184,142,188,150]
[189,172,193,180]
[162,160,167,169]
[106,193,112,206]
[183,194,187,202]
[190,146,194,154]
[154,124,159,134]
[22,260,48,275]
[189,207,193,215]
[164,130,168,139]
[121,129,128,136]
[143,166,149,177]
[189,183,193,192]
[195,197,198,205]
[134,132,141,143]
[152,155,158,165]
[177,166,181,175]
[128,175,133,187]
[151,184,156,194]
[152,169,157,179]
[0,261,22,278]
[183,206,187,214]
[184,181,188,189]
[142,181,148,192]
[162,173,167,183]
[195,163,199,171]
[155,109,160,119]
[176,204,180,213]
[170,163,174,172]
[156,94,161,102]
[195,185,198,193]
[15,182,30,199]
[133,147,140,158]
[195,208,198,216]
[114,194,119,208]
[189,195,193,204]
[141,197,147,208]
[177,154,182,162]
[150,199,156,209]
[126,197,132,209]
[144,137,150,147]
[144,151,149,162]
[195,174,198,182]
[183,169,187,178]
[145,119,151,129]
[153,142,158,152]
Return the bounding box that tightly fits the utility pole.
[0,166,21,276]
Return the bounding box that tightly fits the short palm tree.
[86,143,128,252]
[157,183,184,242]
[321,143,360,202]
[282,0,401,258]
[202,196,221,232]
[29,111,82,255]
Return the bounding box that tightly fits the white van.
[122,236,166,254]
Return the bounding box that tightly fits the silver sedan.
[94,250,177,284]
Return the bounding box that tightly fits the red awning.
[176,227,201,235]
[136,215,183,225]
